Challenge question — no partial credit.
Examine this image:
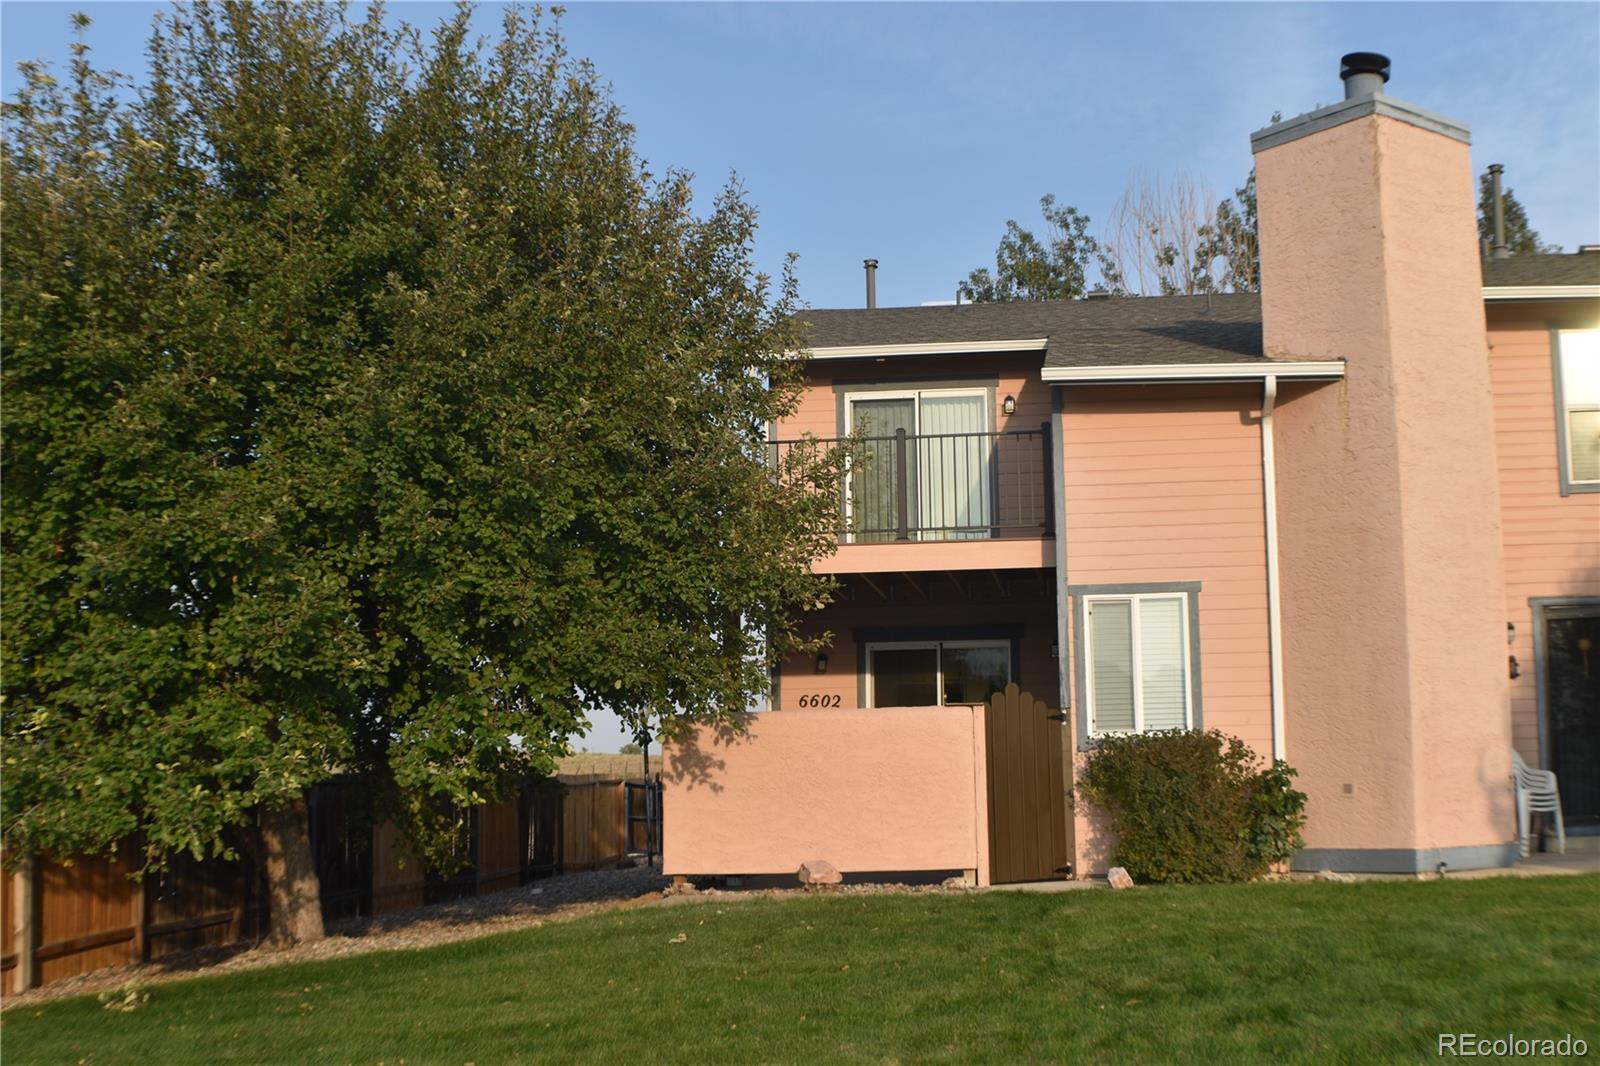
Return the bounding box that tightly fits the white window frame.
[842,387,992,542]
[1082,592,1194,737]
[864,639,1011,708]
[1555,328,1600,493]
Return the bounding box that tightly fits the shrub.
[1074,730,1307,883]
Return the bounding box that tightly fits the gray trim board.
[1068,581,1204,748]
[1552,330,1600,496]
[1291,844,1519,874]
[1250,95,1470,153]
[1050,386,1070,712]
[1529,596,1600,773]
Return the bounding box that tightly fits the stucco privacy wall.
[662,706,990,884]
[1257,110,1515,868]
[1486,300,1600,766]
[1059,383,1272,874]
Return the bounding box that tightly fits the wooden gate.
[984,684,1071,884]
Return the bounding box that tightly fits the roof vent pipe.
[864,258,878,309]
[1488,164,1510,259]
[1339,52,1390,100]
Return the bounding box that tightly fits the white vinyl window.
[865,640,1011,708]
[1557,329,1600,490]
[1083,593,1193,736]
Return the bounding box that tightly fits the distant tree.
[960,195,1105,302]
[1190,169,1260,294]
[618,742,644,756]
[1101,172,1216,296]
[3,6,844,945]
[1478,171,1560,255]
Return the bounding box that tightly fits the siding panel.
[1488,304,1600,766]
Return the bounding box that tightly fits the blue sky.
[6,1,1598,748]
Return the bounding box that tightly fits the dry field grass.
[556,752,652,779]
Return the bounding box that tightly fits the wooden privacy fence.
[3,774,660,994]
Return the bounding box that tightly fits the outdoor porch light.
[1002,394,1017,415]
[814,652,829,674]
[1507,622,1516,645]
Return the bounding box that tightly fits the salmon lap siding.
[1061,384,1273,756]
[1488,302,1600,768]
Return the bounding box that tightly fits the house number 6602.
[796,694,842,708]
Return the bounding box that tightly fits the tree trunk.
[260,795,325,947]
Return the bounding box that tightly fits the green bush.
[1074,730,1307,883]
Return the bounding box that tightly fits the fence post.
[894,427,910,541]
[1040,421,1054,536]
[13,853,38,991]
[132,855,150,964]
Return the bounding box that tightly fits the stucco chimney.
[1252,57,1514,873]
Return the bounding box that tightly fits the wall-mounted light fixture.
[1507,622,1516,646]
[1508,655,1520,680]
[814,652,829,674]
[1002,394,1017,416]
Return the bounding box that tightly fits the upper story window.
[1556,329,1600,494]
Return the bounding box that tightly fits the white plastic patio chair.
[1513,751,1566,857]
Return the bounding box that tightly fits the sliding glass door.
[845,388,992,541]
[866,640,1011,708]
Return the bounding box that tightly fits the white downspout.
[1262,375,1287,762]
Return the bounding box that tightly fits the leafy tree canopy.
[959,195,1105,302]
[2,2,843,935]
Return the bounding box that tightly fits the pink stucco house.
[665,53,1599,884]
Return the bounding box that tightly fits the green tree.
[1478,171,1559,255]
[2,4,844,944]
[959,194,1105,302]
[618,742,644,756]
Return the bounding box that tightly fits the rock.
[797,859,842,886]
[1316,869,1354,883]
[1106,866,1135,890]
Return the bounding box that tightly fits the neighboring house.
[664,54,1598,883]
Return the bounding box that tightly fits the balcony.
[770,426,1054,559]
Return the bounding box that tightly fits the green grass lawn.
[4,876,1597,1064]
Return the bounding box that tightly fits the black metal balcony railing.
[769,425,1054,542]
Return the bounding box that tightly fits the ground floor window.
[1071,583,1201,739]
[865,640,1011,707]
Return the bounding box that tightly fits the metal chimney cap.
[1339,52,1391,83]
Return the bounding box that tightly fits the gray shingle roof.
[1482,253,1600,288]
[798,294,1271,367]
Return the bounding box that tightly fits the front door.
[1541,604,1600,828]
